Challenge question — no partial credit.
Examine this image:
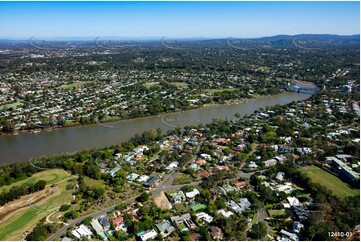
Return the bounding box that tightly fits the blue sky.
[0,1,359,38]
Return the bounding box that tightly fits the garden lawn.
[191,204,207,212]
[267,209,285,217]
[172,174,194,185]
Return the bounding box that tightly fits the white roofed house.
[227,200,243,214]
[238,198,252,213]
[217,209,234,218]
[90,219,104,234]
[137,175,150,183]
[264,159,277,167]
[127,173,139,181]
[200,153,211,161]
[169,190,186,204]
[276,172,285,181]
[248,161,258,169]
[138,229,158,241]
[109,167,121,177]
[287,197,300,207]
[165,161,178,172]
[72,224,93,239]
[280,229,299,241]
[185,189,200,200]
[195,212,213,223]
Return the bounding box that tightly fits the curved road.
[47,181,202,241]
[47,157,257,241]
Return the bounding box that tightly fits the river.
[0,92,310,166]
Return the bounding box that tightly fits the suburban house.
[71,225,93,239]
[169,190,186,204]
[138,229,158,241]
[185,189,200,200]
[90,219,103,234]
[155,220,175,237]
[144,176,160,187]
[195,212,213,223]
[99,217,110,230]
[110,213,124,231]
[210,226,224,240]
[263,159,277,167]
[171,213,196,230]
[217,209,234,218]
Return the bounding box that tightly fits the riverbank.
[1,92,280,137]
[0,92,311,165]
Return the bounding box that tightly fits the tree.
[59,204,71,212]
[64,210,78,220]
[138,192,149,202]
[115,231,128,240]
[215,197,226,209]
[83,217,93,226]
[250,222,267,239]
[83,162,101,179]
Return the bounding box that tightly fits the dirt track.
[0,186,59,222]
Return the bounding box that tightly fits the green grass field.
[191,204,207,212]
[171,82,189,87]
[143,82,159,88]
[0,169,77,240]
[203,88,236,93]
[84,176,105,186]
[172,174,194,185]
[174,203,189,213]
[0,208,40,240]
[0,101,23,111]
[300,166,360,198]
[267,209,285,217]
[0,169,71,193]
[57,81,93,89]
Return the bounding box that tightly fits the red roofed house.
[194,170,210,179]
[234,181,247,189]
[215,138,227,144]
[111,214,124,231]
[215,165,230,171]
[196,159,206,166]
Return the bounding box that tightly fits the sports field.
[0,169,71,193]
[0,101,23,111]
[204,88,236,93]
[300,165,359,198]
[0,169,77,240]
[57,81,93,89]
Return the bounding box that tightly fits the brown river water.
[0,92,310,166]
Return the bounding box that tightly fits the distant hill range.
[0,34,359,48]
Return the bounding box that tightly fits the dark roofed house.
[155,220,175,237]
[99,217,110,230]
[210,226,224,240]
[144,176,159,187]
[292,206,309,221]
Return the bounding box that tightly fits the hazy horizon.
[1,33,360,41]
[0,1,359,39]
